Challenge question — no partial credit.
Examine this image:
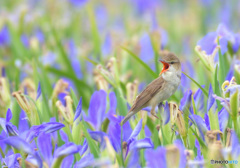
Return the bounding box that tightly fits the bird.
[121,52,181,125]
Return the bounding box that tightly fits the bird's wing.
[129,76,165,112]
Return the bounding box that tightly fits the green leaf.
[70,88,79,110]
[114,88,128,116]
[182,71,208,96]
[230,90,239,135]
[217,38,230,84]
[121,47,158,78]
[214,64,222,111]
[81,121,99,158]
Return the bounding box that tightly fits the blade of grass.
[182,71,208,96]
[81,121,99,158]
[121,47,158,78]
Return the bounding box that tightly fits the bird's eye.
[170,62,174,64]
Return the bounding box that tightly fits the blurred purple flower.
[0,25,10,47]
[36,82,42,100]
[107,91,117,116]
[40,51,58,67]
[204,113,210,130]
[195,139,204,161]
[189,114,208,140]
[101,33,112,57]
[159,101,170,125]
[25,122,65,142]
[231,131,240,159]
[54,142,80,158]
[88,130,107,149]
[84,90,107,130]
[74,153,94,168]
[38,133,80,167]
[67,39,82,79]
[197,23,240,58]
[181,61,195,92]
[127,149,141,168]
[145,147,166,168]
[194,86,205,113]
[140,33,154,63]
[34,28,45,44]
[95,5,108,33]
[218,108,229,132]
[21,34,30,48]
[179,89,192,111]
[174,140,187,168]
[61,155,74,168]
[132,0,161,14]
[69,0,88,7]
[207,84,216,112]
[0,109,19,136]
[74,97,82,122]
[3,136,42,167]
[1,153,21,168]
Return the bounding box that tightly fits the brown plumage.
[121,52,181,125]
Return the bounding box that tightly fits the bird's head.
[159,52,181,75]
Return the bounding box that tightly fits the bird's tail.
[121,111,135,126]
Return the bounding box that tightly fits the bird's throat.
[160,61,169,75]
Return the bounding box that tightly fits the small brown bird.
[121,52,181,125]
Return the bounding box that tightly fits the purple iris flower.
[0,109,19,136]
[110,118,153,154]
[3,136,42,167]
[40,51,58,67]
[84,90,107,130]
[181,61,195,92]
[25,122,65,143]
[218,108,229,132]
[189,114,208,141]
[231,131,240,159]
[36,82,42,100]
[0,25,10,47]
[207,84,216,112]
[158,101,170,125]
[34,28,45,45]
[21,34,30,48]
[197,23,240,60]
[139,33,154,64]
[101,33,112,57]
[195,139,204,161]
[193,86,205,113]
[95,5,108,33]
[127,149,141,168]
[68,0,88,7]
[132,0,161,14]
[73,153,94,167]
[67,39,82,79]
[37,133,81,167]
[1,153,21,168]
[145,147,167,168]
[179,89,192,112]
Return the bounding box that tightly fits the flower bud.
[205,130,222,146]
[0,77,11,117]
[20,78,36,100]
[12,91,39,125]
[52,79,69,100]
[56,95,74,125]
[176,110,187,137]
[226,128,233,147]
[169,102,178,125]
[166,145,180,167]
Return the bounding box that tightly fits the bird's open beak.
[159,59,169,75]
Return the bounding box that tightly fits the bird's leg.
[150,105,159,119]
